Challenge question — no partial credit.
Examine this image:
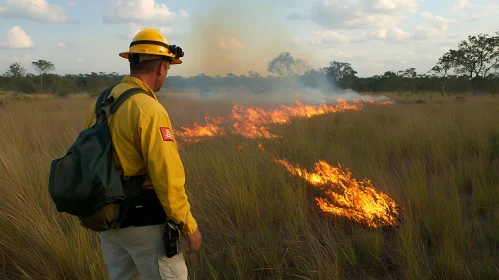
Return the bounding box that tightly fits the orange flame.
[275,159,399,228]
[175,116,226,143]
[176,98,389,143]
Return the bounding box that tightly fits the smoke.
[180,0,299,77]
[166,0,391,106]
[164,74,391,109]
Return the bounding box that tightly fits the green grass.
[0,93,498,279]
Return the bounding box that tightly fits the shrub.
[55,89,70,98]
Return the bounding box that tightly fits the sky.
[0,0,498,78]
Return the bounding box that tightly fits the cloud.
[458,4,499,22]
[9,54,31,63]
[421,11,433,18]
[103,0,176,23]
[367,27,409,40]
[127,23,177,39]
[393,52,418,65]
[288,0,419,30]
[67,1,76,7]
[57,42,67,48]
[128,23,143,38]
[160,27,175,35]
[296,27,409,47]
[180,10,190,19]
[313,30,350,44]
[0,26,34,49]
[77,57,85,63]
[333,51,353,59]
[452,0,468,11]
[218,37,244,50]
[0,0,68,22]
[420,11,456,30]
[295,30,350,46]
[410,26,440,40]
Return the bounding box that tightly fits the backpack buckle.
[100,96,115,120]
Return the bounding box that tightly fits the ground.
[0,90,498,279]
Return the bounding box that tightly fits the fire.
[176,98,389,143]
[275,159,399,228]
[173,95,399,227]
[174,116,226,143]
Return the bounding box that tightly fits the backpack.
[48,86,146,232]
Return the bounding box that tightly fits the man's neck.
[130,73,156,92]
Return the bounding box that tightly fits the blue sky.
[0,0,498,77]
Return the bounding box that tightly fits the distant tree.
[31,60,55,93]
[267,52,311,77]
[294,59,310,76]
[4,63,27,78]
[398,68,417,79]
[324,61,357,82]
[248,71,261,78]
[380,71,403,93]
[268,52,295,77]
[430,52,454,96]
[398,68,418,94]
[447,32,499,93]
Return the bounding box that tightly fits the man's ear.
[156,61,165,75]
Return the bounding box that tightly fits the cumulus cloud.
[104,0,176,23]
[333,51,353,59]
[180,10,190,19]
[218,37,244,50]
[367,27,409,40]
[295,30,350,46]
[0,0,68,22]
[128,23,143,38]
[0,26,34,49]
[289,0,419,30]
[410,26,440,40]
[57,41,67,48]
[9,54,31,63]
[458,4,499,22]
[452,0,468,11]
[420,11,456,30]
[127,23,177,38]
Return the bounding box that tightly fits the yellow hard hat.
[119,28,183,65]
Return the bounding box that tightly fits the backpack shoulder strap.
[95,85,116,115]
[109,87,146,115]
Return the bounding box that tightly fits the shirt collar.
[121,76,159,101]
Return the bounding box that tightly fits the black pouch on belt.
[120,176,167,228]
[126,190,167,227]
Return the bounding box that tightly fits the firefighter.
[82,28,201,280]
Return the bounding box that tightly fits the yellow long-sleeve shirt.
[83,76,198,236]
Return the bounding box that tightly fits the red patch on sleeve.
[159,127,174,141]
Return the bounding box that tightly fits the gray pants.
[99,224,188,280]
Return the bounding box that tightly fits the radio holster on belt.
[163,220,180,258]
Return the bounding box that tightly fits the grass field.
[0,91,498,279]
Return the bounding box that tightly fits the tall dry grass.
[0,93,498,279]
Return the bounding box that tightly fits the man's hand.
[184,228,202,255]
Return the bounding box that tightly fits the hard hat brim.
[119,52,182,65]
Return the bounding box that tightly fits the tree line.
[1,31,498,97]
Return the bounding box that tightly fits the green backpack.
[48,86,146,232]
